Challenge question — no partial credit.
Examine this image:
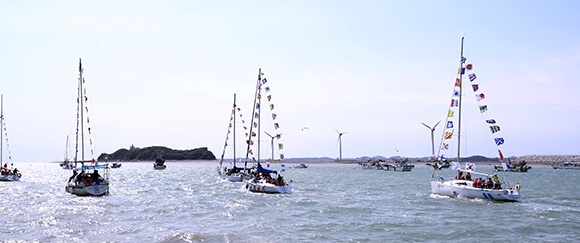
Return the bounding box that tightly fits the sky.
[1,1,579,162]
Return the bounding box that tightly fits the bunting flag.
[479,105,488,113]
[446,121,453,129]
[468,73,477,81]
[472,84,479,92]
[447,110,455,117]
[262,78,267,84]
[267,95,271,102]
[442,143,449,150]
[494,137,504,146]
[274,123,280,129]
[272,114,277,120]
[498,149,504,160]
[278,143,284,150]
[444,131,453,139]
[466,63,473,70]
[489,125,500,133]
[265,87,270,92]
[269,104,274,110]
[454,78,461,87]
[486,119,496,124]
[476,93,485,101]
[450,99,458,107]
[453,90,460,96]
[461,56,467,63]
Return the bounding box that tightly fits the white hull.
[0,174,21,181]
[431,180,520,202]
[65,183,109,196]
[219,173,244,182]
[154,164,166,170]
[246,180,292,194]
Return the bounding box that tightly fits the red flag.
[498,149,504,160]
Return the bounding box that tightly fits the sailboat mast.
[245,69,262,164]
[79,59,85,165]
[457,37,465,164]
[233,93,237,166]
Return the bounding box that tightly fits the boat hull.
[0,174,21,181]
[219,173,244,182]
[65,183,109,196]
[246,181,292,194]
[431,180,520,202]
[153,165,166,170]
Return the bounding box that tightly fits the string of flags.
[438,56,506,160]
[2,117,13,161]
[251,70,285,160]
[74,63,97,163]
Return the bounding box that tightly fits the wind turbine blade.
[421,122,431,129]
[264,131,272,138]
[433,121,441,129]
[335,128,340,134]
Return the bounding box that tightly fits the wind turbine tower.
[421,121,440,157]
[336,129,346,161]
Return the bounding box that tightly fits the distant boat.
[494,161,531,172]
[111,162,122,168]
[294,163,308,169]
[61,135,74,169]
[0,95,22,182]
[217,93,251,182]
[65,59,110,196]
[154,155,166,170]
[430,38,520,202]
[552,162,580,170]
[244,69,292,194]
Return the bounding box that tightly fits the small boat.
[494,161,531,172]
[384,158,414,172]
[246,163,292,194]
[244,69,291,193]
[430,38,520,202]
[217,94,252,182]
[154,157,166,170]
[0,95,22,182]
[65,59,109,196]
[553,162,580,170]
[294,163,308,169]
[111,162,122,168]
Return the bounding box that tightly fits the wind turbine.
[421,121,441,158]
[336,129,346,161]
[264,131,281,160]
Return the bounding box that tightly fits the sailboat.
[430,38,521,202]
[65,59,110,196]
[0,95,22,182]
[244,69,292,194]
[217,93,251,182]
[60,135,74,169]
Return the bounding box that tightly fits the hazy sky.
[1,1,579,162]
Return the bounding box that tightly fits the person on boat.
[276,175,285,186]
[487,178,494,189]
[473,177,479,187]
[455,171,465,180]
[76,170,86,185]
[493,174,501,189]
[91,170,103,185]
[465,172,472,181]
[480,178,486,188]
[68,170,78,183]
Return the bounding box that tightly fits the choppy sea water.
[1,161,579,242]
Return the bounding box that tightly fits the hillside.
[97,146,215,161]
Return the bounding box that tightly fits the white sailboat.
[0,95,22,182]
[244,69,292,194]
[65,59,110,196]
[217,93,252,182]
[430,38,521,202]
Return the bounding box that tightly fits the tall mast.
[245,69,262,165]
[79,58,85,165]
[457,37,465,164]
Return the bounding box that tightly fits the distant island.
[98,145,216,161]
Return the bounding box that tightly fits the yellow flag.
[260,72,265,76]
[447,110,455,117]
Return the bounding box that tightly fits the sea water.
[1,161,579,242]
